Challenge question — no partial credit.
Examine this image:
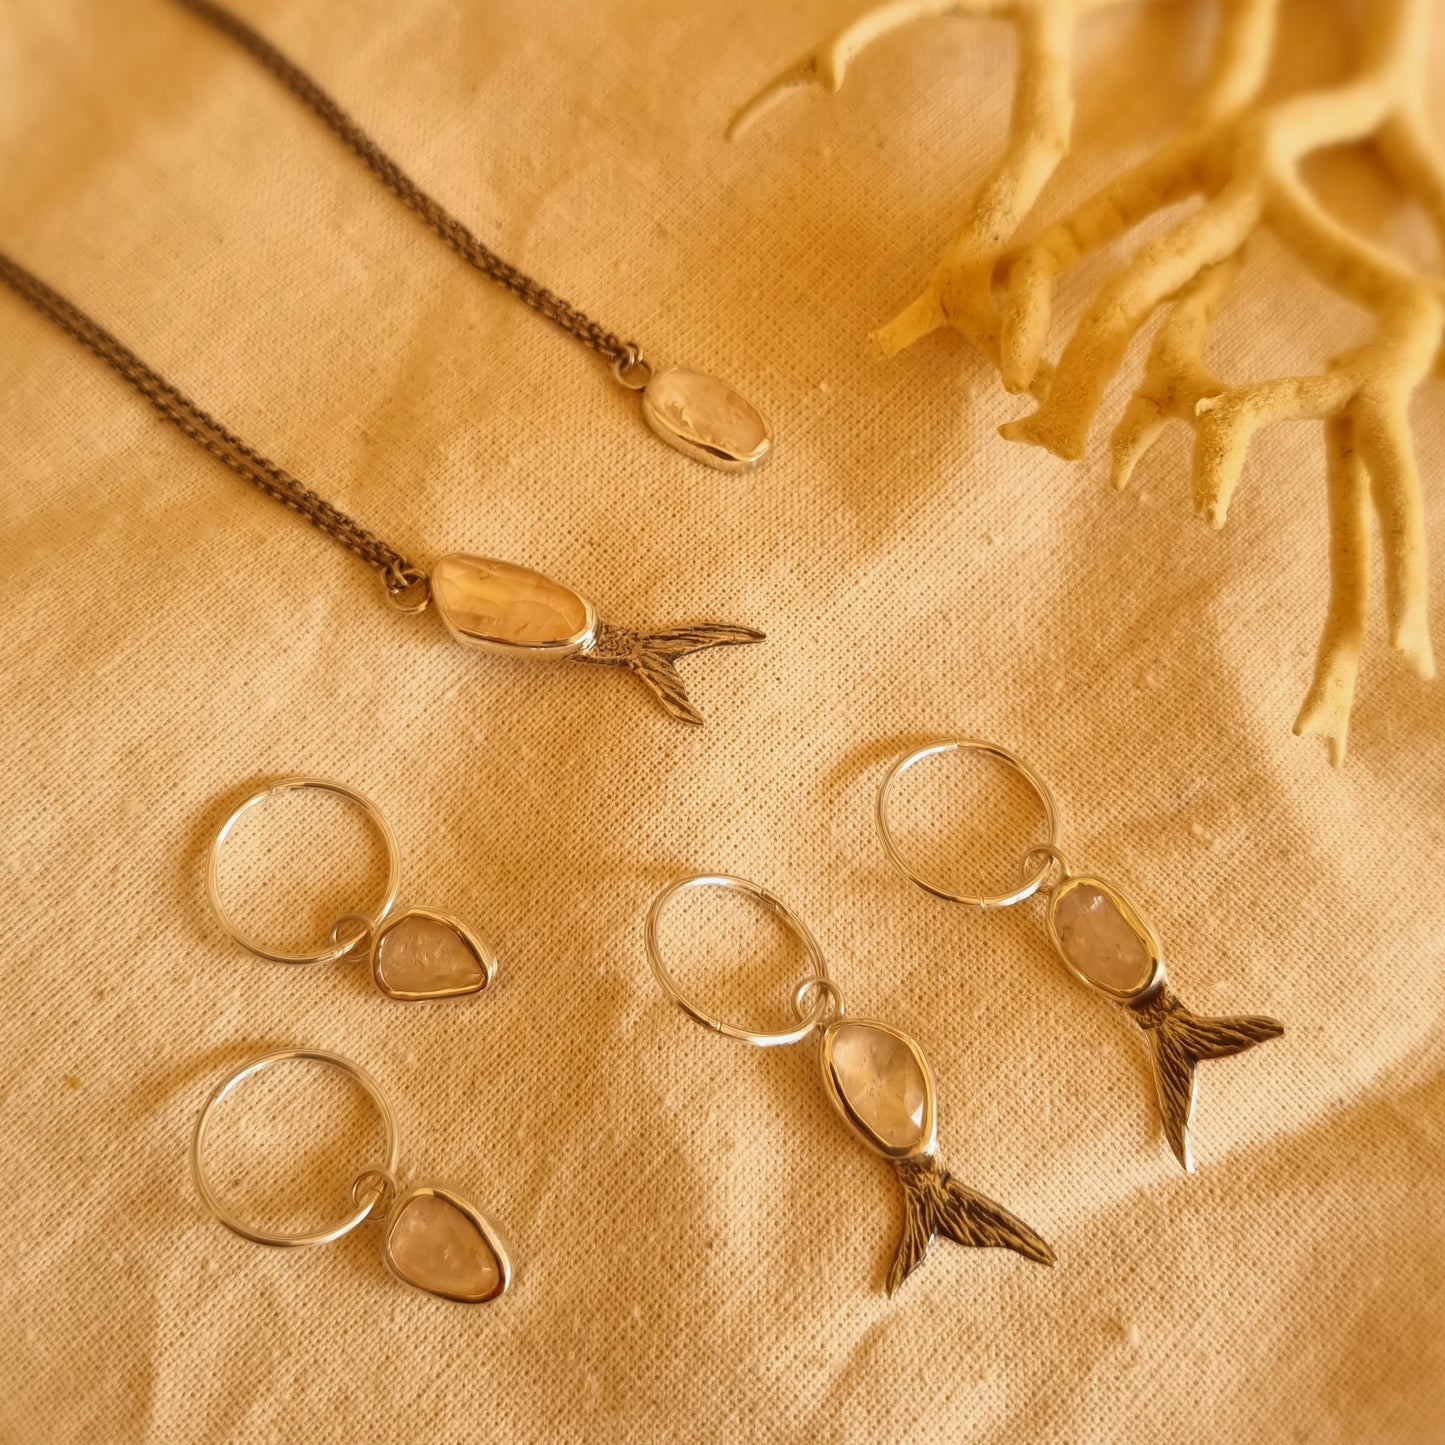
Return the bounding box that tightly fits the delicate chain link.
[0,250,420,590]
[173,0,640,367]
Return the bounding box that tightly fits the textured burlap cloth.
[2,0,1442,1439]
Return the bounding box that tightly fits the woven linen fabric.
[2,0,1442,1439]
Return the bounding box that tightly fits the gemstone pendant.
[424,550,764,726]
[431,554,597,657]
[819,1019,937,1159]
[1045,874,1164,1000]
[641,367,771,472]
[381,1185,511,1303]
[818,1017,1053,1292]
[370,908,497,1001]
[1043,870,1282,1171]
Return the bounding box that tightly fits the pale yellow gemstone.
[374,913,485,998]
[1053,882,1152,992]
[828,1023,929,1151]
[642,367,771,471]
[386,1192,500,1302]
[431,554,594,654]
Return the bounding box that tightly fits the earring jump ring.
[191,1049,401,1249]
[645,874,832,1048]
[207,776,402,965]
[792,976,845,1026]
[876,739,1061,910]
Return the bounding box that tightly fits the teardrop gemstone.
[371,909,496,1000]
[641,367,771,472]
[1048,877,1160,996]
[431,555,597,656]
[382,1187,510,1303]
[821,1020,935,1158]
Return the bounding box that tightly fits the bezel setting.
[819,1017,938,1162]
[431,553,598,659]
[380,1185,512,1304]
[370,907,498,1001]
[641,366,772,473]
[1045,874,1166,1003]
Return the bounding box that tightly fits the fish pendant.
[429,554,763,725]
[818,1018,1054,1294]
[1045,874,1283,1172]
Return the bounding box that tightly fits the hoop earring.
[646,873,1054,1296]
[191,1048,512,1302]
[877,739,1283,1173]
[207,776,498,1001]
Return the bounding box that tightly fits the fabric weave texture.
[1,1,1442,1440]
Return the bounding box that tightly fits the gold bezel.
[1044,874,1166,1003]
[431,554,598,659]
[819,1017,938,1162]
[381,1185,512,1304]
[370,907,498,1001]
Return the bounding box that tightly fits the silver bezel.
[1045,874,1166,1003]
[370,906,498,1001]
[381,1185,512,1304]
[640,366,772,473]
[819,1017,938,1162]
[431,554,598,659]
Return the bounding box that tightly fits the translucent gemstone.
[373,912,487,999]
[642,367,771,471]
[384,1190,503,1303]
[1053,881,1153,992]
[827,1022,929,1152]
[431,555,594,654]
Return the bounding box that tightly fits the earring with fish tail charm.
[645,874,1055,1296]
[208,777,499,1002]
[877,740,1284,1173]
[191,1049,512,1303]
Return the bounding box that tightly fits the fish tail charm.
[579,621,765,725]
[1046,872,1284,1173]
[427,555,763,725]
[819,1018,1053,1293]
[889,1156,1055,1296]
[1131,987,1284,1173]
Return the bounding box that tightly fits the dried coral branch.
[1188,0,1276,123]
[733,0,1443,762]
[1108,251,1242,490]
[732,0,1151,383]
[1293,414,1371,764]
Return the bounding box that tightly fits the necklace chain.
[0,250,420,592]
[2,3,652,597]
[174,0,640,369]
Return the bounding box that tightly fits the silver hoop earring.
[646,873,1054,1296]
[208,776,498,1001]
[191,1048,512,1302]
[878,739,1284,1173]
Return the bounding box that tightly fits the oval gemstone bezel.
[380,1185,512,1304]
[370,907,497,1001]
[641,366,772,473]
[819,1017,937,1162]
[431,554,598,659]
[1045,874,1165,1002]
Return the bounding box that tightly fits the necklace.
[169,0,773,474]
[0,250,763,725]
